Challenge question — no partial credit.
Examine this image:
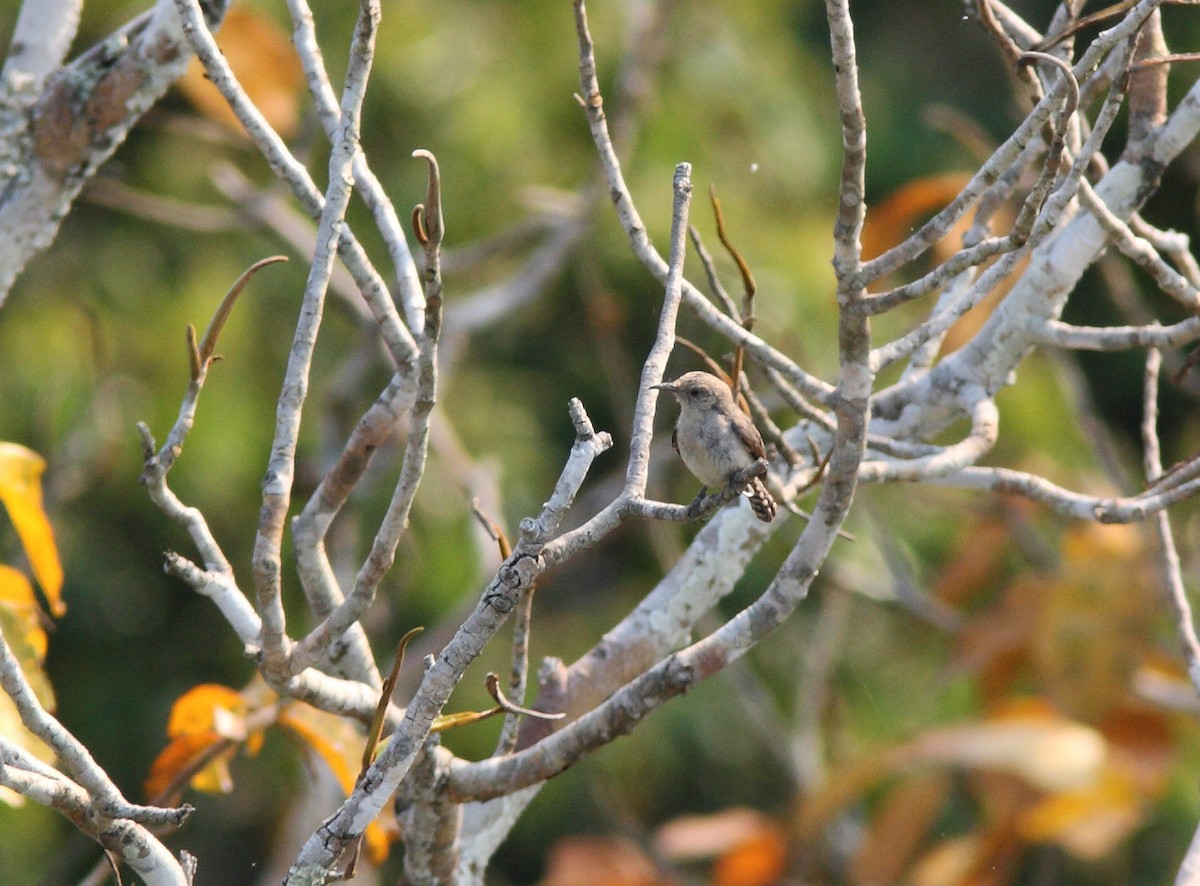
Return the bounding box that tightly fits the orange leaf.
[167,684,248,739]
[149,681,280,801]
[278,704,397,864]
[176,8,306,138]
[0,443,63,616]
[144,732,231,799]
[861,172,973,263]
[712,828,788,886]
[363,818,398,866]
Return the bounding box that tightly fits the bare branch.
[859,389,999,482]
[171,0,418,369]
[285,0,426,335]
[288,396,613,879]
[0,0,221,304]
[1033,316,1200,350]
[626,162,692,496]
[1142,349,1200,694]
[291,150,445,676]
[0,628,194,885]
[241,0,381,678]
[0,0,83,101]
[572,0,834,404]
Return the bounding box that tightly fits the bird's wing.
[731,410,767,461]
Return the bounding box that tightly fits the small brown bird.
[653,371,777,522]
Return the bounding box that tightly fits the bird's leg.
[685,486,710,520]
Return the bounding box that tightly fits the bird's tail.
[746,477,777,523]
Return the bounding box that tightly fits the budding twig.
[196,255,289,377]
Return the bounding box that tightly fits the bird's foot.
[684,486,710,520]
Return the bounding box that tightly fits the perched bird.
[653,371,777,522]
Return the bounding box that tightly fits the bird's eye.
[688,387,700,397]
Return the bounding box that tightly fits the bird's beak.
[651,381,678,394]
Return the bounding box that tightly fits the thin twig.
[1142,348,1200,692]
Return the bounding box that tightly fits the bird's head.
[652,371,729,412]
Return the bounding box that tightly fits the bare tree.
[3,0,1200,883]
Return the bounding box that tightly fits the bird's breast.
[675,411,755,487]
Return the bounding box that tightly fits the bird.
[653,371,777,522]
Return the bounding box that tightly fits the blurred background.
[3,0,1200,882]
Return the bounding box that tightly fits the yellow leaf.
[149,682,275,800]
[796,704,1109,842]
[0,566,58,807]
[0,565,48,663]
[1017,769,1141,860]
[176,9,306,139]
[190,753,235,794]
[0,443,63,616]
[167,684,247,739]
[277,704,360,794]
